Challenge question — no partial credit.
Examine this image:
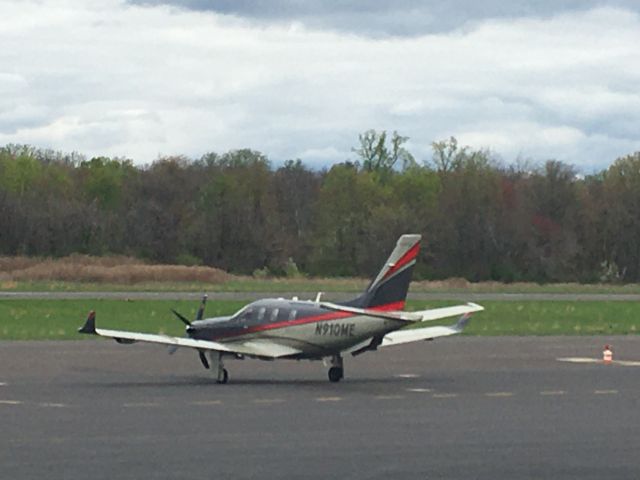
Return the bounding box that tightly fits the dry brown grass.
[0,255,232,284]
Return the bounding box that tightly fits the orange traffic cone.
[603,345,613,364]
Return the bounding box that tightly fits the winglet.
[78,310,97,334]
[454,312,473,332]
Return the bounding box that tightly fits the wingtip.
[467,302,484,311]
[78,310,97,334]
[455,312,473,331]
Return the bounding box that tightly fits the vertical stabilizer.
[345,234,421,310]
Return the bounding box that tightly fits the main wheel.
[328,367,343,383]
[217,368,229,384]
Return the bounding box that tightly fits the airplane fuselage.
[190,298,405,359]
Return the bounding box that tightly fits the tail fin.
[345,234,421,310]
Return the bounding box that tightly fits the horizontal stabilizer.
[411,302,484,322]
[380,311,476,347]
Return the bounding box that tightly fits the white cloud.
[0,1,638,170]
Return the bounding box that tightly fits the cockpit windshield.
[230,305,251,321]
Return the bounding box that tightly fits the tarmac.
[1,336,639,479]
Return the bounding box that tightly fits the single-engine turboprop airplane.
[79,234,483,383]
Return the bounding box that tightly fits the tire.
[328,367,343,383]
[217,368,229,384]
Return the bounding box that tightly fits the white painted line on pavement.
[39,403,67,408]
[558,357,640,367]
[406,388,432,393]
[191,400,223,406]
[394,374,420,378]
[375,395,405,400]
[0,400,22,405]
[594,390,619,395]
[557,357,600,364]
[615,360,640,366]
[315,397,342,402]
[432,393,458,399]
[253,398,285,404]
[540,390,566,396]
[484,392,514,397]
[123,402,159,407]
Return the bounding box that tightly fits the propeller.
[196,294,207,321]
[171,309,191,326]
[167,294,208,361]
[198,351,210,369]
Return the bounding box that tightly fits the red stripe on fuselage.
[211,300,405,340]
[383,242,420,280]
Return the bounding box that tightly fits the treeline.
[1,135,640,283]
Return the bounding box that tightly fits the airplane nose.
[186,326,196,335]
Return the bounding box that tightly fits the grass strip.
[0,299,638,340]
[5,279,640,294]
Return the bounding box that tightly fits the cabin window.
[270,308,279,322]
[288,309,297,321]
[257,307,266,322]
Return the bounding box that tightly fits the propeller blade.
[198,351,210,369]
[171,309,191,326]
[196,294,208,321]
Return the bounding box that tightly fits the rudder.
[345,234,421,310]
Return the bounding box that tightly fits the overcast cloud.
[1,0,639,170]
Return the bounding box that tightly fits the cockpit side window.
[288,309,297,321]
[277,308,290,322]
[269,308,279,322]
[257,307,266,322]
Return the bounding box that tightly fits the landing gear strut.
[209,351,229,384]
[327,355,344,383]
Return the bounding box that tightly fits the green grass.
[443,301,639,336]
[5,278,640,294]
[0,299,246,340]
[0,299,638,340]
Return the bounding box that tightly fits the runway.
[1,337,639,479]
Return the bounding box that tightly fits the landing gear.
[327,355,344,383]
[209,351,229,384]
[328,367,343,383]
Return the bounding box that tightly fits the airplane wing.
[78,311,301,358]
[319,301,483,323]
[380,312,473,347]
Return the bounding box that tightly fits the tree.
[79,157,134,210]
[600,152,640,280]
[353,130,415,174]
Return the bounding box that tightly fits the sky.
[1,1,639,171]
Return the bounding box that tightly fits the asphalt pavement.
[1,336,639,479]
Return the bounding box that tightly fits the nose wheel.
[327,354,344,382]
[217,368,229,384]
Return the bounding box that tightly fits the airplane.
[79,234,483,383]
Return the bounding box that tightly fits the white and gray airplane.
[79,234,483,383]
